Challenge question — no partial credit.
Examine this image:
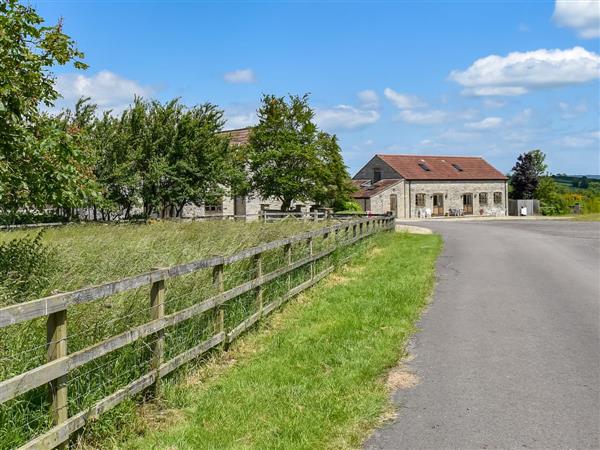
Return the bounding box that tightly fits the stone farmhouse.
[181,127,312,218]
[352,154,508,218]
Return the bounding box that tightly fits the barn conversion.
[180,127,313,218]
[353,154,508,218]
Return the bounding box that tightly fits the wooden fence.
[0,216,395,449]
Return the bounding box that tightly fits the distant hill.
[551,174,600,190]
[553,174,600,179]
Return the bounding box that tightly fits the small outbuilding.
[352,154,508,218]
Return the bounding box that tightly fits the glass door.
[462,193,473,215]
[432,194,444,216]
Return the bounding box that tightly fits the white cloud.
[553,0,600,39]
[557,131,600,148]
[223,68,256,84]
[225,112,257,129]
[558,101,588,118]
[55,70,153,113]
[465,117,504,130]
[383,88,427,109]
[315,105,380,130]
[396,109,448,124]
[357,90,379,108]
[449,47,600,96]
[511,108,533,125]
[483,98,507,109]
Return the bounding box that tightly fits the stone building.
[182,127,310,219]
[352,154,508,218]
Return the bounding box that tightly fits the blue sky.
[36,0,600,175]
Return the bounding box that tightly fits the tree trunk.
[281,198,292,212]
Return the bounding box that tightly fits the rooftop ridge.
[376,154,484,159]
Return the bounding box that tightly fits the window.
[205,201,223,214]
[479,192,488,205]
[451,163,463,172]
[418,162,431,172]
[415,193,426,207]
[373,168,382,182]
[494,192,503,204]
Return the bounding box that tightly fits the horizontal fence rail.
[0,216,395,450]
[0,211,379,230]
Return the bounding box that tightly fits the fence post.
[47,309,68,449]
[213,264,225,349]
[255,253,263,318]
[359,222,363,237]
[308,237,314,279]
[149,272,165,396]
[284,243,292,290]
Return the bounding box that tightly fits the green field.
[121,231,442,450]
[0,220,327,449]
[551,175,600,192]
[0,220,324,299]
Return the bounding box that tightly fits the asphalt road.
[366,220,600,450]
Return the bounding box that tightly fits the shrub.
[0,211,69,226]
[0,231,56,304]
[335,200,362,213]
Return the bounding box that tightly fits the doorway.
[432,193,444,216]
[389,194,398,216]
[234,196,246,218]
[462,193,473,215]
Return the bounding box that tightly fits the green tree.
[312,132,356,210]
[248,94,352,210]
[511,150,545,199]
[529,149,548,176]
[90,97,237,218]
[0,0,97,216]
[158,101,233,217]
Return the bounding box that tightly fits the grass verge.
[570,213,600,222]
[121,231,442,450]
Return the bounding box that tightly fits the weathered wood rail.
[0,216,395,449]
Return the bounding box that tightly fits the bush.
[335,200,362,213]
[0,211,69,226]
[0,231,56,304]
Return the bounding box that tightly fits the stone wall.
[406,180,508,217]
[368,181,406,217]
[353,156,401,181]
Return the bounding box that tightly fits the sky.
[35,0,600,175]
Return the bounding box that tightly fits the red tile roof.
[220,127,252,146]
[377,154,507,181]
[352,179,402,198]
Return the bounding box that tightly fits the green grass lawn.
[570,213,600,222]
[120,231,442,450]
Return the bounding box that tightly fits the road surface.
[366,220,600,450]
